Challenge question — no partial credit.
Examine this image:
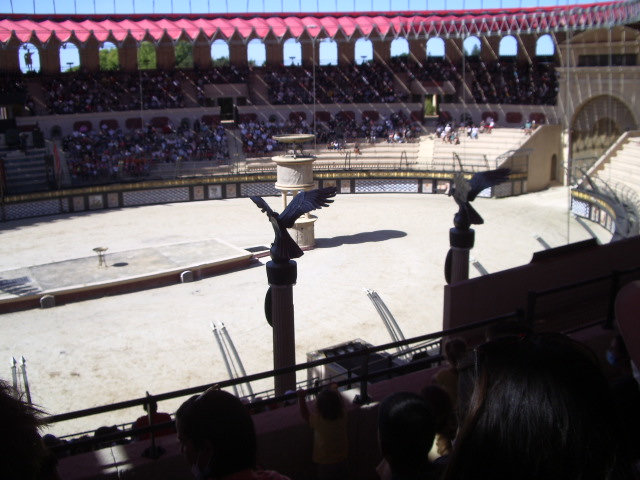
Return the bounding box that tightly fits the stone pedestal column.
[267,260,297,396]
[448,228,475,284]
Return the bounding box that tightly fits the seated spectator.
[298,385,349,480]
[0,380,59,479]
[176,388,291,480]
[377,391,442,480]
[132,397,175,441]
[443,333,635,480]
[434,338,467,408]
[420,385,456,464]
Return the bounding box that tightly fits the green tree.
[137,42,157,70]
[212,56,230,67]
[99,47,119,70]
[175,41,194,69]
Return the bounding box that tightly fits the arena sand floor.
[0,186,611,436]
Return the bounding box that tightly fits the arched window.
[59,42,80,72]
[536,34,555,57]
[175,40,194,69]
[247,39,266,67]
[426,38,445,58]
[283,38,302,66]
[19,43,40,74]
[99,42,119,71]
[138,41,157,70]
[318,39,337,66]
[211,39,230,66]
[499,35,518,57]
[463,36,481,57]
[390,38,409,59]
[355,38,373,64]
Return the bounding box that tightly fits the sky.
[7,0,568,72]
[4,0,595,16]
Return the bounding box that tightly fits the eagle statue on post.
[251,187,337,264]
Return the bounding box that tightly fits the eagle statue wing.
[278,187,337,228]
[250,195,275,217]
[467,168,511,202]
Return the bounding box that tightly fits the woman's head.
[378,392,436,477]
[176,389,256,479]
[445,333,631,480]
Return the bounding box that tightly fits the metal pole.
[11,357,18,395]
[221,323,254,398]
[212,322,240,397]
[21,356,31,405]
[313,37,317,152]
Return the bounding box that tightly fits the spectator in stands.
[176,388,291,480]
[443,333,635,480]
[0,380,59,479]
[434,338,467,408]
[298,385,349,480]
[377,391,442,480]
[420,385,456,464]
[132,396,175,441]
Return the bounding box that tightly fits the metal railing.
[575,173,640,240]
[42,267,630,457]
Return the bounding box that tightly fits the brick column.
[40,38,61,74]
[193,37,213,69]
[156,38,176,70]
[337,38,354,65]
[408,39,426,64]
[0,39,21,73]
[229,38,248,68]
[119,37,139,72]
[79,37,100,72]
[265,39,284,67]
[372,38,390,65]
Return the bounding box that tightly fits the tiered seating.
[466,60,558,105]
[594,137,640,193]
[430,127,529,171]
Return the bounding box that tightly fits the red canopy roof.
[0,2,637,45]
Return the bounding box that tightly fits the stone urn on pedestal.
[272,134,319,250]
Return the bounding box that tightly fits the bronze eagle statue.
[251,187,337,263]
[451,168,511,230]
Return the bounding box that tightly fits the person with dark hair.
[434,337,467,406]
[377,391,442,480]
[444,333,636,480]
[175,388,291,480]
[0,380,59,480]
[420,385,456,463]
[298,385,349,480]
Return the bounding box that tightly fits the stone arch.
[355,38,373,64]
[390,37,409,59]
[318,39,337,66]
[426,37,445,58]
[499,35,518,57]
[536,34,555,57]
[247,38,266,67]
[463,36,481,57]
[570,95,637,161]
[283,38,302,66]
[59,42,81,72]
[137,41,157,70]
[19,42,40,73]
[99,42,119,71]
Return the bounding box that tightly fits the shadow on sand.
[315,229,407,248]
